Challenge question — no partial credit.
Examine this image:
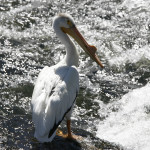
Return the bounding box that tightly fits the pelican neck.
[53,25,79,67]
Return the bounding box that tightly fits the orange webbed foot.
[56,129,83,141]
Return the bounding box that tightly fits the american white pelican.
[31,13,103,143]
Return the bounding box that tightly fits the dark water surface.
[0,0,150,149]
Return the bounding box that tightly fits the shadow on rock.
[31,136,82,150]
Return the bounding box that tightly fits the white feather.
[31,63,79,142]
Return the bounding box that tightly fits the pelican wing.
[31,65,79,142]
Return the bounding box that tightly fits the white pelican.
[31,13,103,143]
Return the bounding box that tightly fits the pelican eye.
[67,20,73,27]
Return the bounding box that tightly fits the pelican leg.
[67,120,72,138]
[56,120,83,140]
[56,120,72,138]
[67,120,83,140]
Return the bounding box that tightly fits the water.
[97,83,150,150]
[0,0,150,149]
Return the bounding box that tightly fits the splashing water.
[97,83,150,150]
[0,0,150,149]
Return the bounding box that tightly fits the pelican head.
[53,14,104,68]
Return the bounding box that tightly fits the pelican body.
[31,13,103,142]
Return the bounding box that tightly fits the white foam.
[96,83,150,150]
[109,45,150,66]
[122,0,150,11]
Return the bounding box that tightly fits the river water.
[0,0,150,150]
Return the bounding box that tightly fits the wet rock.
[30,135,123,150]
[0,116,123,150]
